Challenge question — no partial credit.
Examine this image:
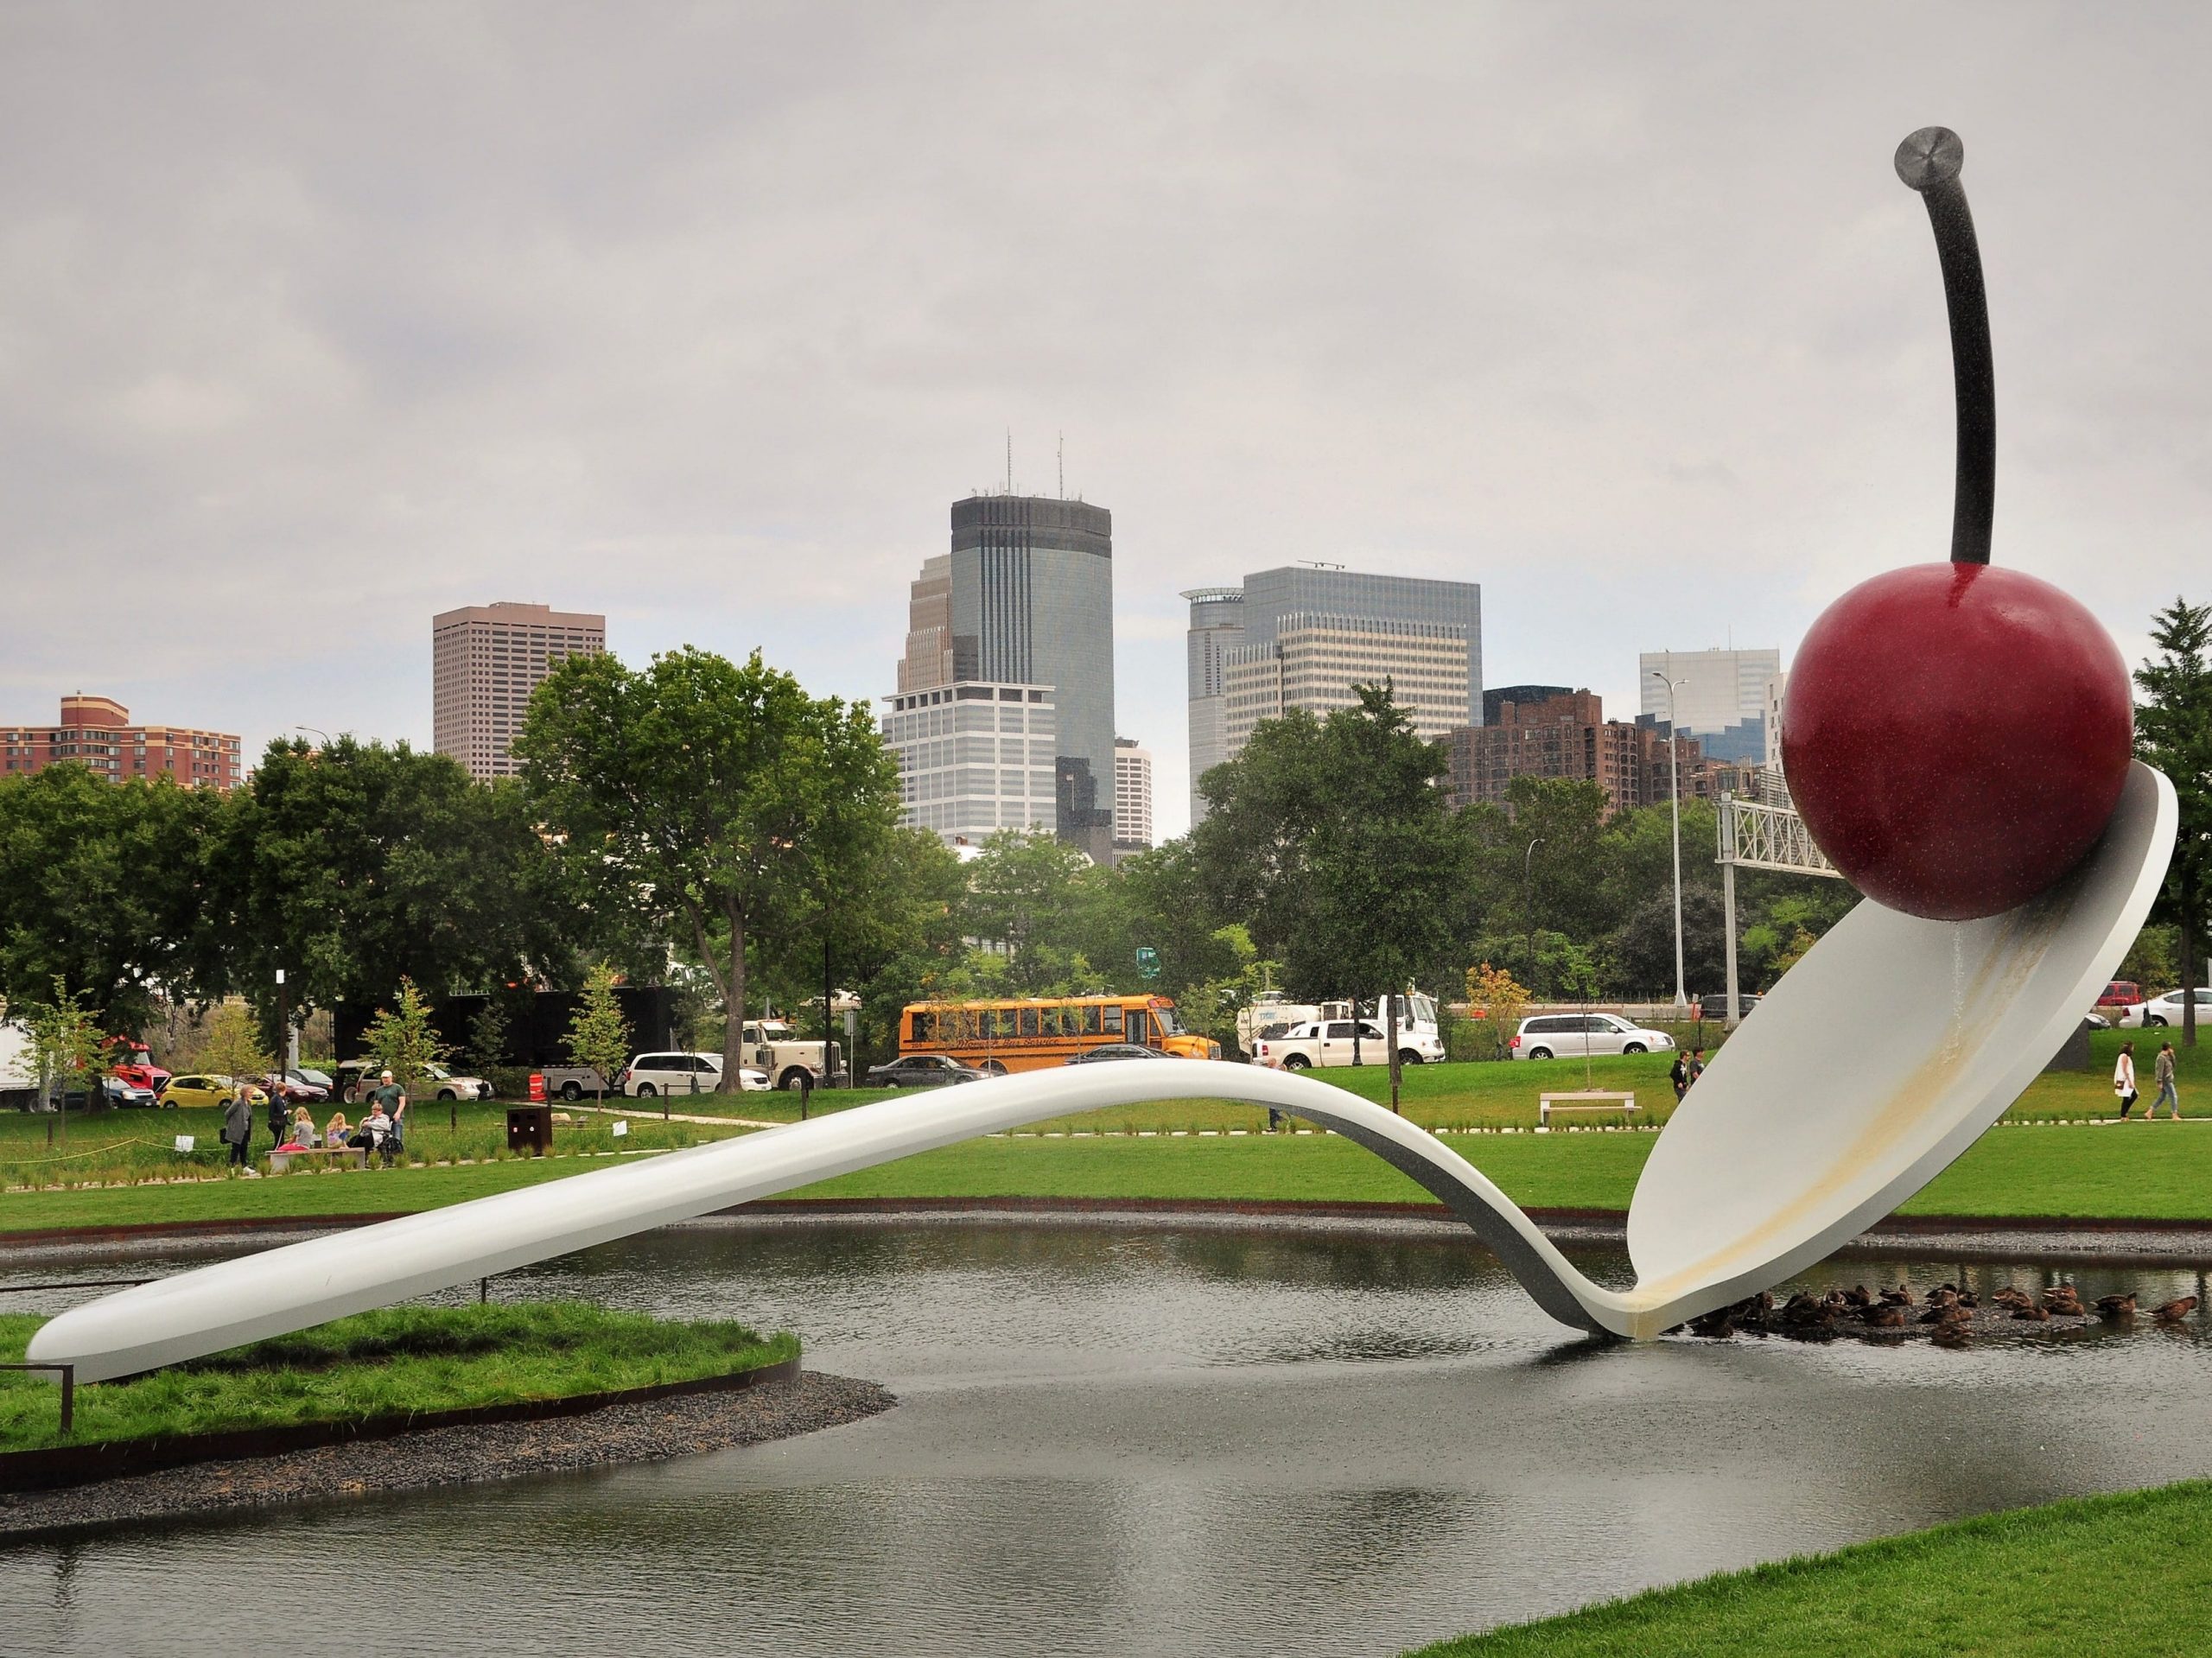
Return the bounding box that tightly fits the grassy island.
[0,1302,796,1454]
[1410,1479,2212,1657]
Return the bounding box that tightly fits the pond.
[4,1217,2211,1657]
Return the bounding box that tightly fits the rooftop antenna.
[1058,431,1065,499]
[1006,429,1013,495]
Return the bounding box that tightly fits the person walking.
[222,1086,254,1172]
[2151,1040,2181,1121]
[1670,1050,1694,1104]
[2115,1040,2139,1121]
[265,1084,289,1152]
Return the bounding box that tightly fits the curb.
[0,1355,801,1494]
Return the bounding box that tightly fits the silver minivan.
[1510,1013,1675,1060]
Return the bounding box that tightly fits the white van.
[1510,1013,1675,1060]
[618,1052,770,1096]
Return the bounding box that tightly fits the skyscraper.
[1112,736,1154,855]
[433,601,606,782]
[1185,565,1483,821]
[892,493,1117,858]
[880,682,1058,844]
[1637,647,1783,764]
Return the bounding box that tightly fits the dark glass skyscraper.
[895,493,1118,859]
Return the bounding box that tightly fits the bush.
[486,1066,536,1102]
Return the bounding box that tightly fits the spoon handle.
[1894,127,1994,567]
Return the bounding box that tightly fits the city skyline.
[4,10,2204,841]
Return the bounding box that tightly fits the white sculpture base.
[29,764,2174,1381]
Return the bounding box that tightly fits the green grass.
[1408,1477,2212,1657]
[0,1301,796,1453]
[5,1039,2212,1234]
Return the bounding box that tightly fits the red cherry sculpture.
[1782,562,2133,920]
[1782,129,2137,922]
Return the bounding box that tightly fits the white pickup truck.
[1253,1015,1443,1070]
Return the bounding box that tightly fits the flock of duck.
[1679,1280,2202,1344]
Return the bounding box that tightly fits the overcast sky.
[4,3,2207,838]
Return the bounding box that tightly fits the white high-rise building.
[432,601,607,782]
[1764,671,1789,772]
[1112,737,1153,854]
[1637,647,1783,765]
[880,682,1058,847]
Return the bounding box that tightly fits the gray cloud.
[3,3,2207,837]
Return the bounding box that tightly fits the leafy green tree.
[0,770,227,1032]
[27,976,106,1133]
[1194,683,1475,1109]
[566,962,633,1102]
[517,646,900,1089]
[197,1001,275,1082]
[218,740,579,1039]
[2136,597,2212,1045]
[466,998,511,1076]
[361,976,452,1130]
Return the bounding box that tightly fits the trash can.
[505,1103,553,1156]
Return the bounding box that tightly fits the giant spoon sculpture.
[32,130,2176,1382]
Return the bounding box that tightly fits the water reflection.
[4,1221,2211,1658]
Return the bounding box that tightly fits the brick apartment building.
[1442,689,1707,816]
[0,696,244,790]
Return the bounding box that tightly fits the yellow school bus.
[899,994,1221,1073]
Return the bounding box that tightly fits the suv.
[1510,1013,1676,1060]
[618,1052,770,1096]
[336,1061,493,1104]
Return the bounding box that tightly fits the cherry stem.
[1895,127,1994,567]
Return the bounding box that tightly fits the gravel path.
[0,1370,893,1543]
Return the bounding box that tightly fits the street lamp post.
[1649,670,1688,1009]
[1522,836,1544,991]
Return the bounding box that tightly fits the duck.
[1925,1287,1960,1309]
[2012,1303,2051,1323]
[2043,1291,2085,1317]
[1932,1321,1972,1348]
[1992,1286,2032,1309]
[1919,1303,1969,1325]
[1957,1289,1980,1309]
[1863,1303,1910,1328]
[1839,1284,1872,1307]
[2095,1293,2137,1320]
[1880,1285,1914,1306]
[1690,1308,1737,1338]
[2153,1296,2199,1324]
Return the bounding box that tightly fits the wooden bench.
[267,1146,369,1172]
[1537,1090,1637,1130]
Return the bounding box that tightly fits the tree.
[1463,962,1530,1060]
[2136,597,2212,1046]
[962,830,1100,994]
[566,962,633,1102]
[197,1001,274,1083]
[26,976,105,1137]
[361,976,452,1132]
[518,647,901,1089]
[466,999,512,1077]
[1193,683,1476,1110]
[0,770,227,1032]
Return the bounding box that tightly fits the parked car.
[1063,1044,1165,1064]
[616,1052,770,1097]
[1696,993,1762,1021]
[335,1061,493,1103]
[57,1075,158,1110]
[1251,1020,1395,1070]
[538,1064,613,1102]
[866,1053,987,1088]
[260,1070,331,1105]
[158,1074,264,1110]
[1510,1013,1677,1060]
[2120,988,2212,1029]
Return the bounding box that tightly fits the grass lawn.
[8,1114,2212,1236]
[0,1301,796,1453]
[1408,1477,2212,1657]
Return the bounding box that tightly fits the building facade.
[1637,646,1782,765]
[0,696,244,790]
[1112,737,1154,856]
[1189,565,1483,822]
[893,494,1116,858]
[1443,689,1703,816]
[880,682,1058,845]
[1763,670,1789,772]
[1180,586,1246,826]
[433,602,606,782]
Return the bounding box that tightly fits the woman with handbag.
[2114,1040,2139,1121]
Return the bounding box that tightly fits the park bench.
[267,1145,369,1172]
[1537,1090,1637,1130]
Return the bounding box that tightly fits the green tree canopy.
[2136,595,2212,1045]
